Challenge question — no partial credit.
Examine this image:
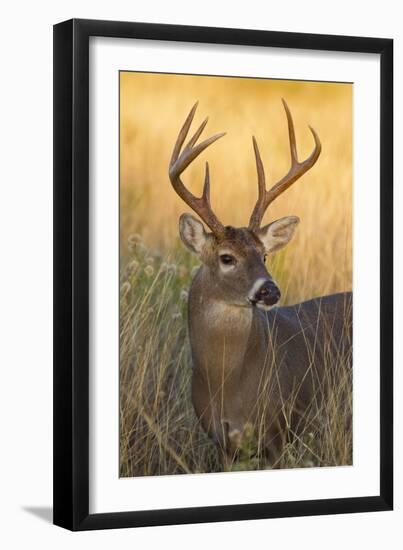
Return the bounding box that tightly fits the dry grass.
[119,238,352,476]
[120,241,218,476]
[119,73,352,477]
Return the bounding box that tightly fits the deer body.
[168,101,352,467]
[189,267,352,463]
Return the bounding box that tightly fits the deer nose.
[254,280,281,306]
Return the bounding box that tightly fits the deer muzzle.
[249,278,281,309]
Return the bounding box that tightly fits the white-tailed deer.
[169,101,352,469]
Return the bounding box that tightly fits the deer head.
[169,100,321,310]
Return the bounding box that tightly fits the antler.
[248,99,322,231]
[169,102,226,236]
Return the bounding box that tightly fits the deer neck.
[188,267,257,382]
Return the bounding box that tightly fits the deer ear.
[257,216,300,253]
[179,213,208,255]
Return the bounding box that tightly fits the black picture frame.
[53,18,393,531]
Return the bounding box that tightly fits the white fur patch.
[204,301,252,328]
[248,277,267,302]
[248,277,280,310]
[256,302,277,312]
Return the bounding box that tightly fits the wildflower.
[127,232,147,252]
[160,262,168,273]
[172,306,181,321]
[127,259,139,273]
[180,289,189,302]
[168,263,177,276]
[145,256,155,265]
[144,265,154,277]
[133,242,147,255]
[127,233,142,245]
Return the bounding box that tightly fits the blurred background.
[120,71,352,304]
[119,73,353,476]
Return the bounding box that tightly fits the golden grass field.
[119,72,352,477]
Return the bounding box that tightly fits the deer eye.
[264,254,268,263]
[220,254,236,266]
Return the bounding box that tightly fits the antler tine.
[252,136,266,206]
[283,98,298,162]
[170,102,198,166]
[248,99,322,231]
[203,162,211,202]
[169,103,226,235]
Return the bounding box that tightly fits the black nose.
[255,280,281,306]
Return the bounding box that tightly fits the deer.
[168,100,352,470]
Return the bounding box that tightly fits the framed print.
[53,19,393,530]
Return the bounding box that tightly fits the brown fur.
[184,224,352,468]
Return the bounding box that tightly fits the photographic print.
[119,72,353,477]
[54,19,393,529]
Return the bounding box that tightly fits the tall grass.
[119,236,352,476]
[119,73,352,477]
[120,238,220,476]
